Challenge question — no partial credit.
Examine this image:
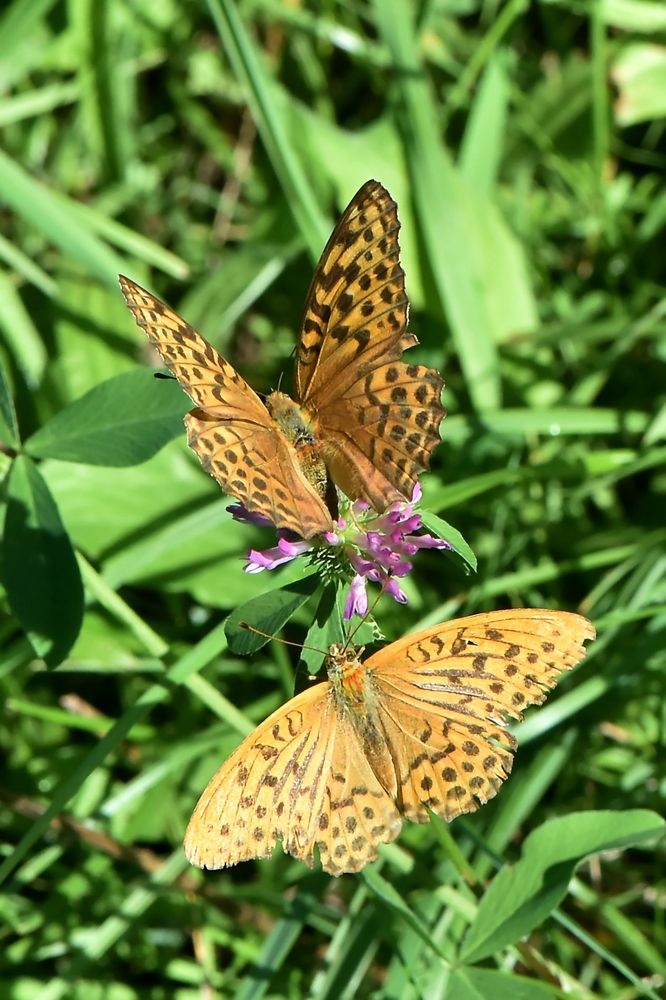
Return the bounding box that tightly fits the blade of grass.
[0,267,48,384]
[0,147,124,285]
[375,0,501,411]
[207,0,330,259]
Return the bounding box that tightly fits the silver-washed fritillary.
[184,608,595,876]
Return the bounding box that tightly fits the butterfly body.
[120,179,445,539]
[326,644,400,800]
[184,609,595,876]
[263,390,330,500]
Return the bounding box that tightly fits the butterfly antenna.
[342,575,391,652]
[238,621,327,657]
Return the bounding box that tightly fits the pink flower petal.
[344,573,368,619]
[385,577,408,603]
[244,538,309,574]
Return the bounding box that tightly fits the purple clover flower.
[229,483,451,619]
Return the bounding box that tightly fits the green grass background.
[1,1,665,997]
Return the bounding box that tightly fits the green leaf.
[374,0,537,410]
[461,809,666,963]
[421,511,477,572]
[459,55,509,197]
[0,0,59,74]
[0,353,19,447]
[2,454,83,666]
[299,581,346,677]
[25,370,189,466]
[611,43,666,126]
[225,573,320,655]
[207,0,330,260]
[363,866,447,960]
[446,967,559,1000]
[603,0,666,33]
[0,266,48,385]
[0,146,124,285]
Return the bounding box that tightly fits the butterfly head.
[326,642,369,703]
[326,642,365,680]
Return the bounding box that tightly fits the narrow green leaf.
[443,407,650,444]
[0,230,57,295]
[72,0,124,183]
[0,353,19,447]
[25,370,189,466]
[2,454,83,666]
[459,55,509,196]
[362,866,448,961]
[207,0,330,259]
[225,573,320,654]
[69,201,189,280]
[374,0,537,408]
[235,895,310,1000]
[421,511,477,572]
[462,809,666,963]
[425,468,529,511]
[0,147,123,285]
[0,266,48,385]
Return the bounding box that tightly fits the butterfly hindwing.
[185,409,333,537]
[317,361,445,509]
[368,609,596,823]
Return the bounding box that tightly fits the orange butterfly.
[120,180,444,539]
[184,609,595,876]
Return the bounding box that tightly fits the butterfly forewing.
[184,683,333,870]
[295,180,445,508]
[120,276,266,419]
[296,180,409,402]
[119,275,333,537]
[367,609,596,823]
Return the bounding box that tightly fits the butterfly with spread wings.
[183,609,595,876]
[120,180,445,538]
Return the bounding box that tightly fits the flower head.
[229,484,451,619]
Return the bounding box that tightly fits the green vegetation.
[1,1,665,997]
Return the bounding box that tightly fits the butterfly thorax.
[326,644,397,796]
[265,391,316,445]
[264,390,329,499]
